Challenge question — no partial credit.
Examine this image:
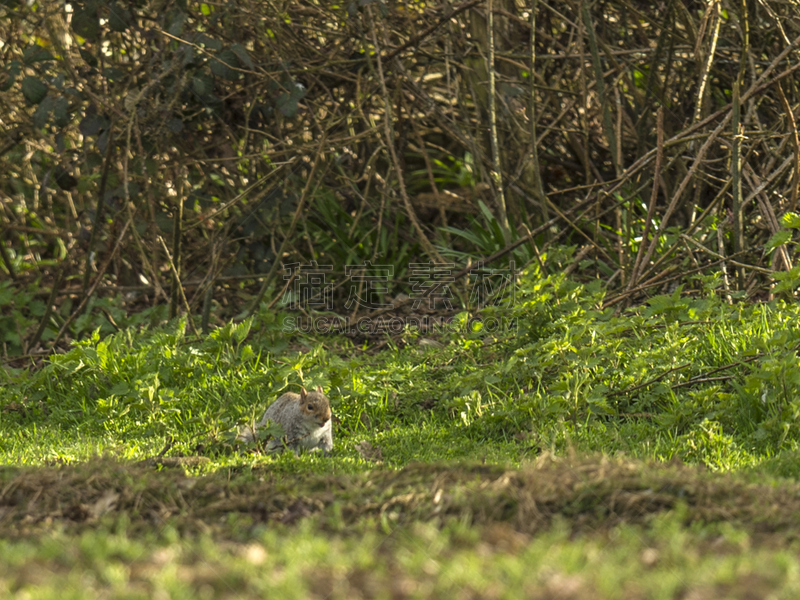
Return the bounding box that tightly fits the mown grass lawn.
[3,272,800,598]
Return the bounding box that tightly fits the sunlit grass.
[4,273,800,598]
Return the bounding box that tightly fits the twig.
[53,218,132,348]
[628,107,664,290]
[0,209,17,281]
[82,127,115,295]
[267,268,299,312]
[602,266,678,308]
[672,375,736,389]
[608,363,692,398]
[691,0,721,126]
[486,0,509,233]
[581,0,618,175]
[679,234,773,274]
[25,266,65,354]
[528,0,549,234]
[775,81,800,213]
[383,0,485,61]
[674,353,763,388]
[715,220,732,304]
[731,80,745,287]
[611,342,785,399]
[158,235,201,338]
[246,142,327,317]
[742,164,793,272]
[169,179,184,320]
[368,8,444,263]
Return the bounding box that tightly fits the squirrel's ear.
[300,387,307,400]
[316,385,323,394]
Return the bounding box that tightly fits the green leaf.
[167,117,184,133]
[765,229,792,253]
[168,11,187,36]
[72,9,101,41]
[194,33,222,51]
[257,420,286,441]
[275,82,305,117]
[240,345,255,362]
[52,72,66,91]
[79,48,98,67]
[103,67,125,82]
[275,94,298,117]
[478,200,497,227]
[233,318,252,344]
[782,212,800,229]
[33,94,56,128]
[22,45,55,65]
[1,60,21,92]
[177,45,195,66]
[29,300,46,317]
[230,44,254,69]
[108,2,133,32]
[772,264,800,294]
[55,167,78,190]
[210,49,240,81]
[191,74,214,97]
[109,382,131,396]
[21,76,48,104]
[79,113,109,137]
[53,96,70,127]
[0,283,13,307]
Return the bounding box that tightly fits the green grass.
[5,516,800,600]
[2,457,800,598]
[4,270,800,597]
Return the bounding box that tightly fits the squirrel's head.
[299,386,332,426]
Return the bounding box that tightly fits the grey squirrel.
[238,387,333,455]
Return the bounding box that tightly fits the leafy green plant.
[305,188,414,300]
[6,265,800,473]
[768,212,800,297]
[0,280,36,356]
[407,152,478,193]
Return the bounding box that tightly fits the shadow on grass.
[2,453,800,544]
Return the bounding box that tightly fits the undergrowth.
[2,267,800,471]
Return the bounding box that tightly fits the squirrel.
[238,387,333,455]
